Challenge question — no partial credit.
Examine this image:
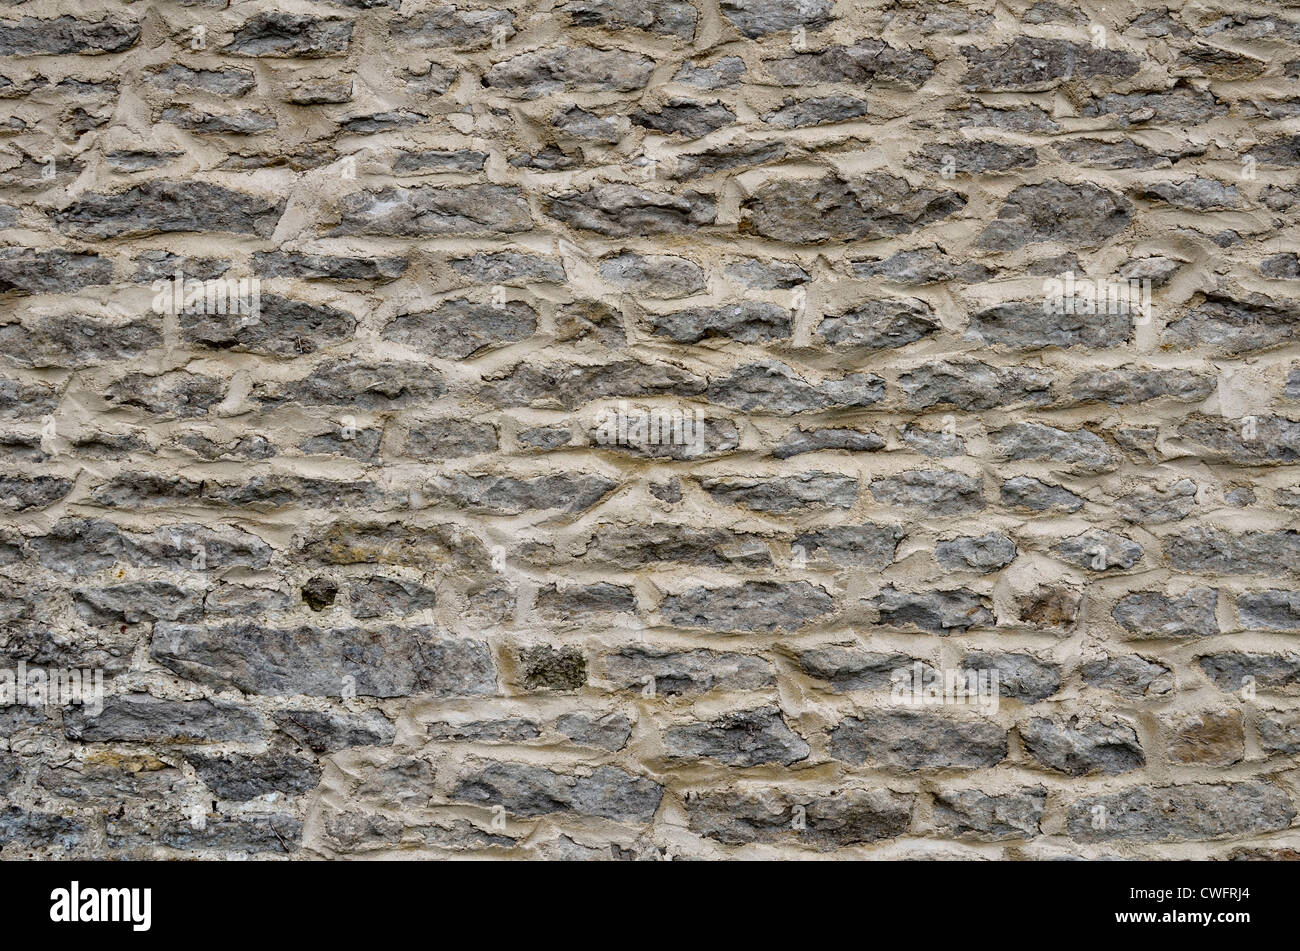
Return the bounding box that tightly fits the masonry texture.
[0,0,1299,861]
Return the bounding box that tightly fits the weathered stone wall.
[1,0,1299,860]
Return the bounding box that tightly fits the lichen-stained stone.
[300,520,487,569]
[1164,710,1244,767]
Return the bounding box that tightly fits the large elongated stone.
[152,622,496,698]
[664,707,809,766]
[546,185,716,237]
[223,13,352,57]
[742,174,964,243]
[661,580,833,632]
[65,694,266,743]
[452,762,663,821]
[0,16,138,55]
[54,181,284,238]
[485,47,655,97]
[686,787,913,849]
[1067,783,1294,842]
[978,181,1132,251]
[830,712,1008,769]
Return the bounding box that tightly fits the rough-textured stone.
[1019,717,1145,775]
[830,712,1008,770]
[742,174,964,244]
[664,707,809,766]
[935,533,1017,573]
[152,623,496,698]
[1166,710,1244,766]
[661,581,833,633]
[1113,589,1218,639]
[706,362,883,415]
[872,586,995,634]
[1068,783,1294,842]
[932,788,1045,841]
[603,647,774,695]
[55,181,284,238]
[452,762,663,822]
[963,651,1062,702]
[686,787,912,850]
[65,695,266,744]
[870,470,985,514]
[698,472,858,513]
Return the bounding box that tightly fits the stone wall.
[1,0,1299,860]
